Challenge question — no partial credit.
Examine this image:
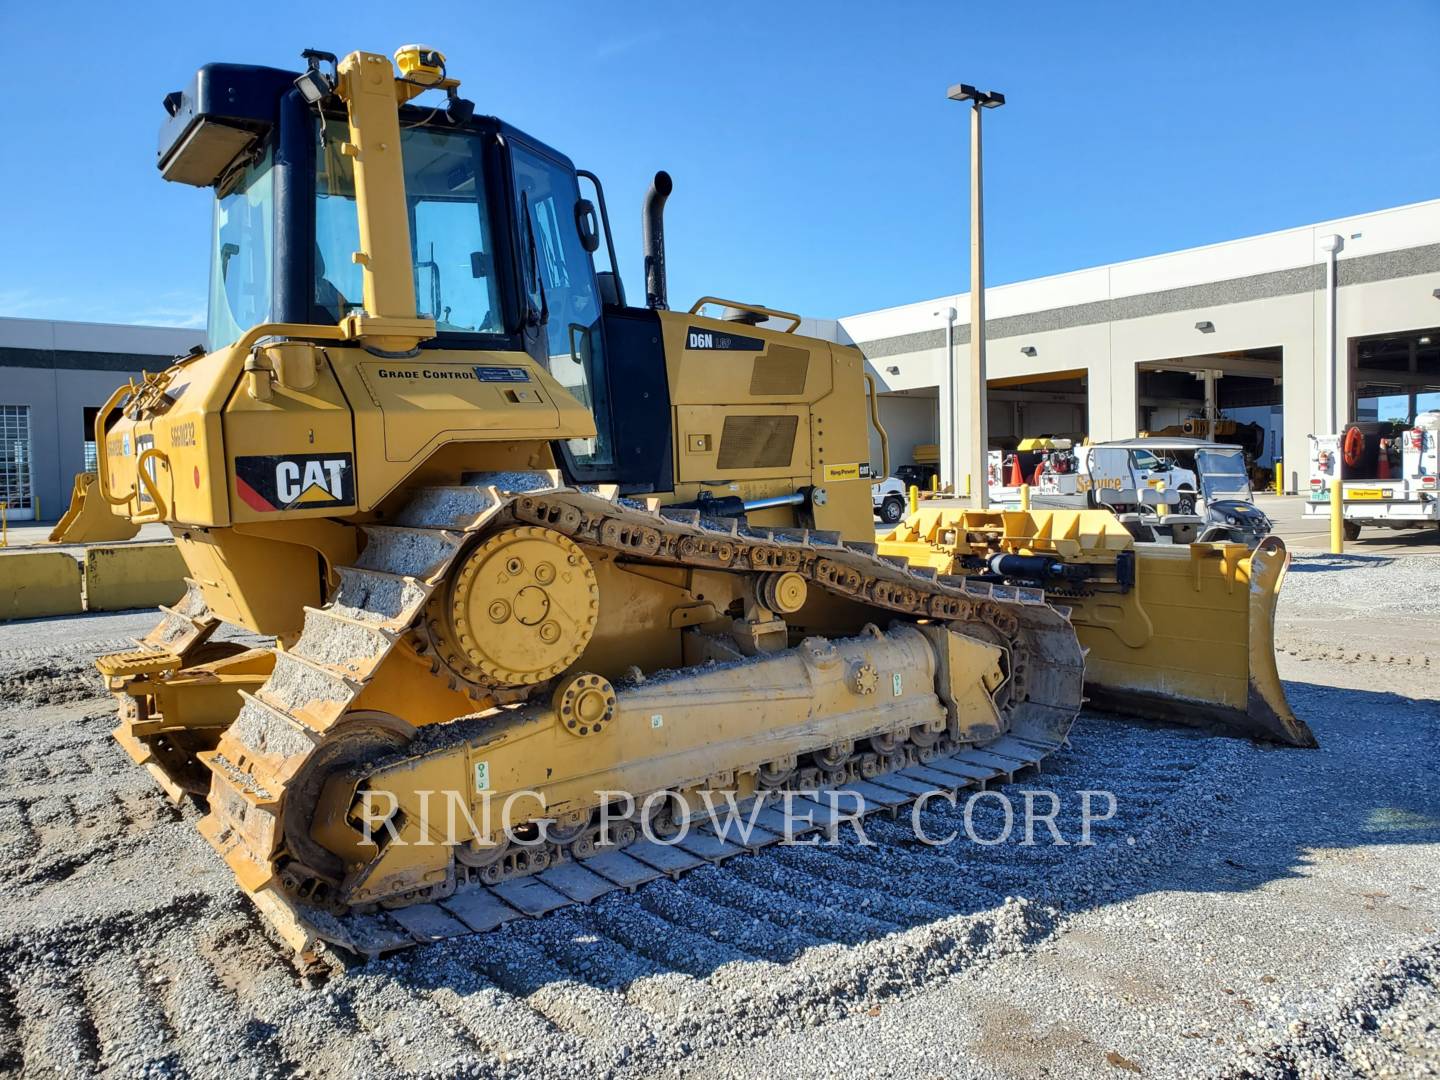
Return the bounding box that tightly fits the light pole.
[1318,234,1344,433]
[1318,234,1344,553]
[947,83,1005,508]
[932,305,956,491]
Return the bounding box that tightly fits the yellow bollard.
[965,474,972,498]
[1019,483,1030,511]
[930,473,938,493]
[908,485,919,515]
[0,502,6,548]
[1274,460,1283,495]
[1330,476,1344,554]
[1155,481,1166,518]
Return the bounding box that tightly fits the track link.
[197,477,1085,957]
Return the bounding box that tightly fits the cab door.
[510,142,615,476]
[509,141,672,493]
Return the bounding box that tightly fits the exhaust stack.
[642,170,673,310]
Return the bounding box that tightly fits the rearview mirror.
[574,198,600,254]
[469,251,488,278]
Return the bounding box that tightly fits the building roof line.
[838,197,1440,328]
[850,241,1440,360]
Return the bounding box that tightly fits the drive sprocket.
[422,525,600,691]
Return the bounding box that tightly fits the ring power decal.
[235,452,356,512]
[472,366,531,383]
[823,462,874,482]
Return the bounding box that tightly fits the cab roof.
[1092,437,1241,453]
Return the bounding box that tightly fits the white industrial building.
[2,199,1437,520]
[0,318,203,520]
[824,197,1440,493]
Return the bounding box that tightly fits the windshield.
[1196,449,1252,499]
[315,120,504,334]
[208,146,275,348]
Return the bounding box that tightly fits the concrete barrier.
[83,543,188,612]
[0,550,85,620]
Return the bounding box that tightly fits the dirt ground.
[0,552,1436,1079]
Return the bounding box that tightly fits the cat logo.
[234,452,355,513]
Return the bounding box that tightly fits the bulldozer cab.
[170,57,669,494]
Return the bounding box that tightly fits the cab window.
[208,145,275,348]
[511,144,614,471]
[313,119,505,335]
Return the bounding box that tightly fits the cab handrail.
[94,382,139,507]
[133,448,170,524]
[689,297,802,333]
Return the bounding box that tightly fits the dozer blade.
[47,472,140,544]
[875,508,1313,748]
[1071,535,1313,747]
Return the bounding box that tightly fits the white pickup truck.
[1074,441,1202,515]
[1304,412,1440,539]
[992,437,1270,546]
[871,476,908,524]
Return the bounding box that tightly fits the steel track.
[136,477,1085,957]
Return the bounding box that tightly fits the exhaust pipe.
[642,170,673,310]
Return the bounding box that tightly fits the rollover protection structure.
[88,45,1305,958]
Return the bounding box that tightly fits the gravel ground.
[0,553,1435,1078]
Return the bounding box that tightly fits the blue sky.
[1,0,1436,329]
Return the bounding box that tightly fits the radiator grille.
[716,415,800,470]
[749,344,810,397]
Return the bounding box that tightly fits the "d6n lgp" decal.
[234,452,355,512]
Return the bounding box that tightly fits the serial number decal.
[234,452,355,512]
[170,421,197,447]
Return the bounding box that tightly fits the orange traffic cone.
[1377,438,1391,480]
[1031,463,1045,485]
[1007,455,1025,487]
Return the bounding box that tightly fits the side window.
[314,122,364,322]
[511,145,613,471]
[208,146,275,347]
[1131,450,1159,472]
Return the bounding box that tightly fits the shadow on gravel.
[357,677,1440,1011]
[1286,554,1398,572]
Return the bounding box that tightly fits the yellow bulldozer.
[90,44,1309,959]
